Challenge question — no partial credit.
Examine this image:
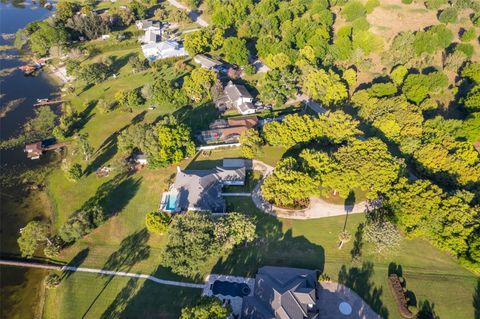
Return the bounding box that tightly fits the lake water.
[0,2,57,318]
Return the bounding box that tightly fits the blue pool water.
[212,280,251,297]
[165,194,177,211]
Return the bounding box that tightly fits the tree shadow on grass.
[84,111,147,175]
[211,211,325,277]
[172,103,219,133]
[118,266,202,319]
[81,172,142,218]
[61,248,89,281]
[110,52,137,75]
[417,300,440,319]
[82,229,151,319]
[350,222,364,261]
[99,277,139,319]
[338,262,389,318]
[474,278,480,319]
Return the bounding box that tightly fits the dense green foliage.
[180,297,231,319]
[118,117,195,168]
[17,221,49,258]
[163,212,255,277]
[145,211,171,234]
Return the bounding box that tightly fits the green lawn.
[41,33,478,319]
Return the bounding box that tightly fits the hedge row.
[387,274,415,319]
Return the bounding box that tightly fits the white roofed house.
[143,27,161,44]
[141,41,188,61]
[193,54,222,69]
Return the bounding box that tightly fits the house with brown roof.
[25,142,43,159]
[199,116,258,145]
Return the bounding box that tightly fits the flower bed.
[387,274,415,319]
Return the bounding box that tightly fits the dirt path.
[0,259,205,289]
[166,0,209,27]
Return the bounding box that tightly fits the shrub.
[342,1,366,22]
[388,274,415,318]
[367,82,398,97]
[402,0,413,4]
[390,65,408,85]
[456,43,474,58]
[351,17,370,31]
[438,7,458,24]
[472,12,480,26]
[45,273,61,289]
[145,211,171,234]
[365,0,380,13]
[424,0,446,9]
[460,27,476,42]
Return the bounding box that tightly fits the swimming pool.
[212,280,251,297]
[163,193,178,211]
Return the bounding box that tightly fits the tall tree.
[302,69,348,106]
[17,221,49,258]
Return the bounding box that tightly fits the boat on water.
[36,98,49,103]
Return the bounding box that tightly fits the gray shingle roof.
[173,167,245,213]
[242,266,319,319]
[224,82,253,103]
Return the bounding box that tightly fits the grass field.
[39,20,479,319]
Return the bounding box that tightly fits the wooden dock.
[33,99,63,106]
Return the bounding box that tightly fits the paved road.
[166,0,209,27]
[0,259,205,289]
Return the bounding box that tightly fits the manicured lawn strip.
[51,271,200,319]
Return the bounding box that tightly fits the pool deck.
[203,274,255,316]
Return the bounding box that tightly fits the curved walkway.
[251,160,368,219]
[0,259,205,289]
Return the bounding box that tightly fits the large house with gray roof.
[215,81,257,115]
[160,159,247,213]
[241,266,320,319]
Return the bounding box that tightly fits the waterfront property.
[199,116,258,145]
[160,159,247,213]
[214,81,257,115]
[24,140,67,160]
[141,41,188,61]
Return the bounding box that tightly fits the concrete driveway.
[317,282,383,319]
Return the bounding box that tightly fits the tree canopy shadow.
[417,300,440,319]
[172,103,218,133]
[102,228,150,273]
[211,214,325,277]
[81,172,141,219]
[474,278,480,319]
[338,262,389,318]
[117,266,202,319]
[350,222,364,261]
[61,248,89,281]
[81,229,151,319]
